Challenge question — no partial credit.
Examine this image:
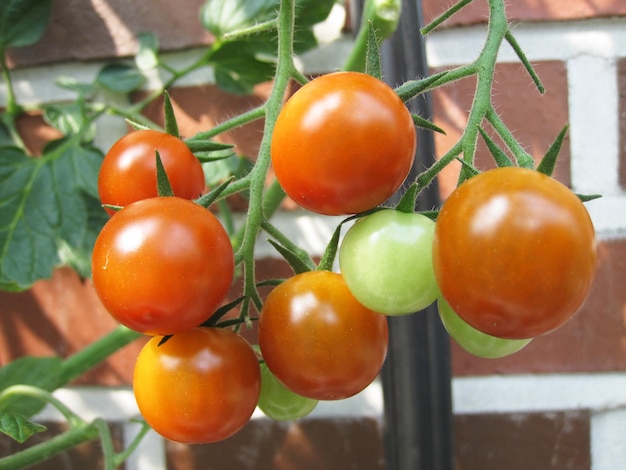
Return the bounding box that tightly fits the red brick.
[451,239,626,376]
[430,61,571,199]
[422,0,626,27]
[6,0,210,68]
[455,411,591,470]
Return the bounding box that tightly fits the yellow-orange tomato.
[432,167,597,339]
[133,327,260,444]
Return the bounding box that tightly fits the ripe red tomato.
[98,129,205,215]
[133,327,260,444]
[271,71,416,215]
[258,270,388,400]
[91,197,234,335]
[432,167,597,339]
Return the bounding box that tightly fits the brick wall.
[2,0,626,469]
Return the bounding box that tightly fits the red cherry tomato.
[133,327,260,444]
[258,270,388,400]
[98,130,205,215]
[91,197,234,335]
[432,167,597,339]
[271,71,416,215]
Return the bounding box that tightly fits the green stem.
[190,104,266,141]
[58,325,141,386]
[485,108,534,167]
[0,422,99,470]
[235,0,298,317]
[421,0,476,35]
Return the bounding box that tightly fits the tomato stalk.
[233,0,300,314]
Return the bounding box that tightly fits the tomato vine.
[0,0,600,467]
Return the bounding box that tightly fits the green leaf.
[43,103,86,136]
[0,0,53,48]
[55,76,96,97]
[0,412,47,443]
[96,63,146,93]
[536,125,569,177]
[0,139,104,291]
[0,356,62,416]
[210,40,277,95]
[135,31,159,71]
[200,0,279,39]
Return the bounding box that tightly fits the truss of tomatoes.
[91,72,598,445]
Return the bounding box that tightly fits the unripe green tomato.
[258,362,318,421]
[339,209,439,315]
[438,298,532,359]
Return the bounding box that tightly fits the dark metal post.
[374,1,456,469]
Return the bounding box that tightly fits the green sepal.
[195,176,235,209]
[163,91,179,138]
[155,151,174,197]
[478,126,514,168]
[267,239,314,275]
[395,182,419,213]
[412,114,446,134]
[536,125,569,177]
[364,22,382,80]
[395,70,448,102]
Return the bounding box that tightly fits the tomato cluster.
[91,72,598,445]
[92,130,260,444]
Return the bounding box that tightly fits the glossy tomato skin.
[133,327,261,444]
[259,270,388,400]
[339,209,439,315]
[433,167,597,339]
[271,72,416,215]
[98,130,205,215]
[91,197,234,335]
[257,362,318,421]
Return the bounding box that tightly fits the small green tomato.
[257,362,318,421]
[339,209,439,315]
[438,298,532,359]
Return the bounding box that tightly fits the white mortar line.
[567,55,621,196]
[425,17,626,67]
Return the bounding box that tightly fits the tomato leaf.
[96,63,146,93]
[478,126,514,168]
[536,125,569,177]
[0,0,52,48]
[201,0,279,39]
[0,139,104,291]
[135,31,160,71]
[0,412,47,443]
[0,357,62,417]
